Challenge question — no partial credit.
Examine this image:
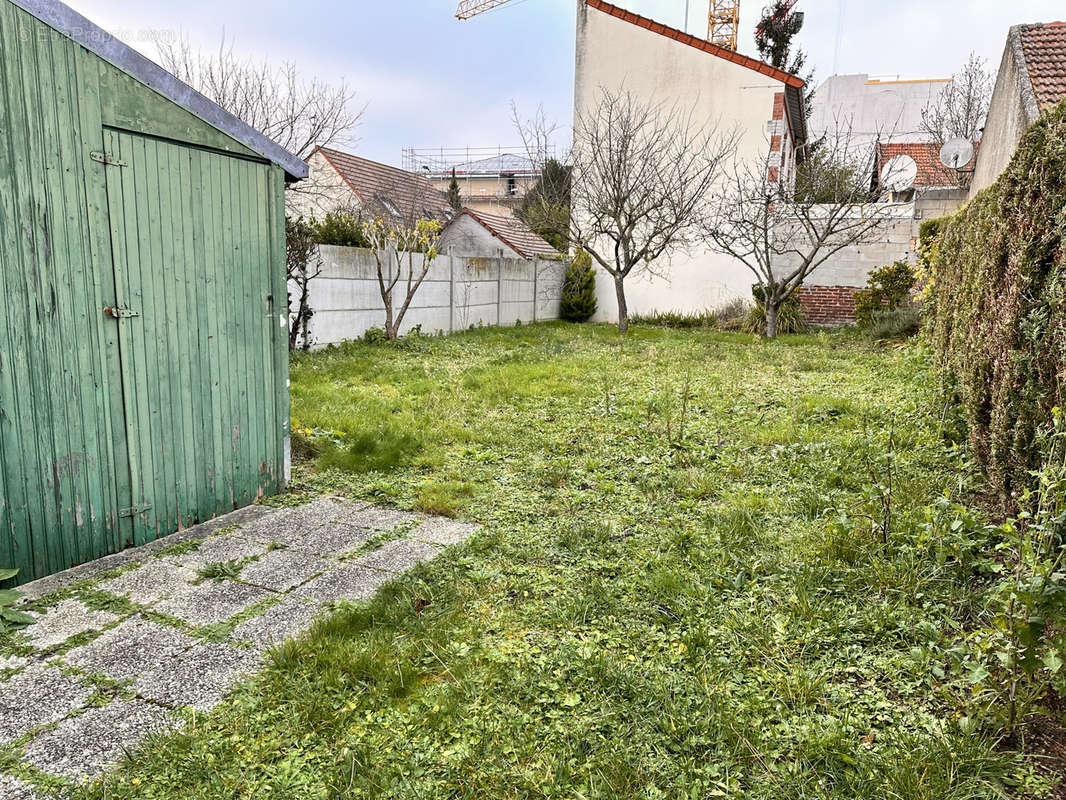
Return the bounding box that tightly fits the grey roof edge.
[1008,24,1043,124]
[12,0,309,181]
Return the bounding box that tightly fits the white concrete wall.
[292,245,566,348]
[970,38,1036,196]
[573,1,790,320]
[771,190,966,289]
[439,214,524,259]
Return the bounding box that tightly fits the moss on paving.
[75,323,1039,799]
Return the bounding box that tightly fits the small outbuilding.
[440,208,560,259]
[0,0,307,583]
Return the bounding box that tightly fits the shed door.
[101,128,281,545]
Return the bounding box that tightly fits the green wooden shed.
[0,0,308,584]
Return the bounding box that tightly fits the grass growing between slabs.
[77,323,1053,799]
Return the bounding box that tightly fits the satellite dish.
[881,154,918,192]
[940,137,975,170]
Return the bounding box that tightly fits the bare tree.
[287,216,322,351]
[516,89,734,334]
[158,36,363,210]
[703,127,901,338]
[363,218,443,340]
[921,53,993,178]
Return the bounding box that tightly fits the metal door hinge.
[90,151,127,167]
[119,504,151,518]
[104,306,140,319]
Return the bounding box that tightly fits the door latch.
[119,504,151,518]
[104,306,140,319]
[90,151,128,167]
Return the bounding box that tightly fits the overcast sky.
[67,0,1065,166]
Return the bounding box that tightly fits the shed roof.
[11,0,308,180]
[584,0,807,146]
[448,208,560,259]
[1017,22,1066,111]
[316,147,454,223]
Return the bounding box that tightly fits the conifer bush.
[560,249,597,322]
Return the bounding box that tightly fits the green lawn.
[85,323,1038,799]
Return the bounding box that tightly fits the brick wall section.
[799,285,860,325]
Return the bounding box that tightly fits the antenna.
[939,137,975,171]
[881,154,918,193]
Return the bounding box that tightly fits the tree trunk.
[614,274,629,335]
[764,297,779,339]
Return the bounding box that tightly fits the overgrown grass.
[77,322,1053,799]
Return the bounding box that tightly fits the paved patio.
[0,498,477,799]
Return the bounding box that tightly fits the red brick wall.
[798,285,860,326]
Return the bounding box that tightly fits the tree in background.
[921,53,993,186]
[516,158,571,252]
[286,216,322,351]
[363,218,443,340]
[560,249,597,322]
[447,168,463,212]
[158,36,363,211]
[703,126,896,338]
[565,89,735,334]
[755,1,815,116]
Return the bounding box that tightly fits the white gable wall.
[440,213,524,258]
[574,3,791,319]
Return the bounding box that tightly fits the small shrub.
[314,211,369,248]
[560,249,597,322]
[867,306,921,341]
[363,326,387,344]
[854,260,916,325]
[629,298,750,330]
[743,287,805,335]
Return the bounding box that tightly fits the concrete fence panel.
[291,245,567,348]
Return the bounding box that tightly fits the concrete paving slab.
[164,533,268,572]
[354,539,439,574]
[237,549,331,592]
[345,505,423,531]
[0,773,41,800]
[22,700,172,781]
[154,580,274,626]
[97,561,197,606]
[23,600,120,651]
[231,596,324,649]
[238,497,372,545]
[134,643,261,712]
[65,617,196,681]
[0,665,93,744]
[409,517,479,547]
[294,565,392,603]
[287,524,379,558]
[0,654,30,671]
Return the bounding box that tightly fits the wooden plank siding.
[0,1,288,584]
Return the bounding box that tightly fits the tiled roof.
[315,147,453,223]
[584,0,804,88]
[451,208,560,258]
[1019,22,1066,111]
[875,142,976,188]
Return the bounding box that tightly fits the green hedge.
[927,101,1066,504]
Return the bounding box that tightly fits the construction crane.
[457,0,798,55]
[455,0,516,20]
[707,0,740,51]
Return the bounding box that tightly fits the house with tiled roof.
[291,146,454,224]
[574,0,808,320]
[971,21,1066,193]
[440,208,560,260]
[873,142,978,193]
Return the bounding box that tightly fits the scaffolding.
[402,145,554,210]
[707,0,740,50]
